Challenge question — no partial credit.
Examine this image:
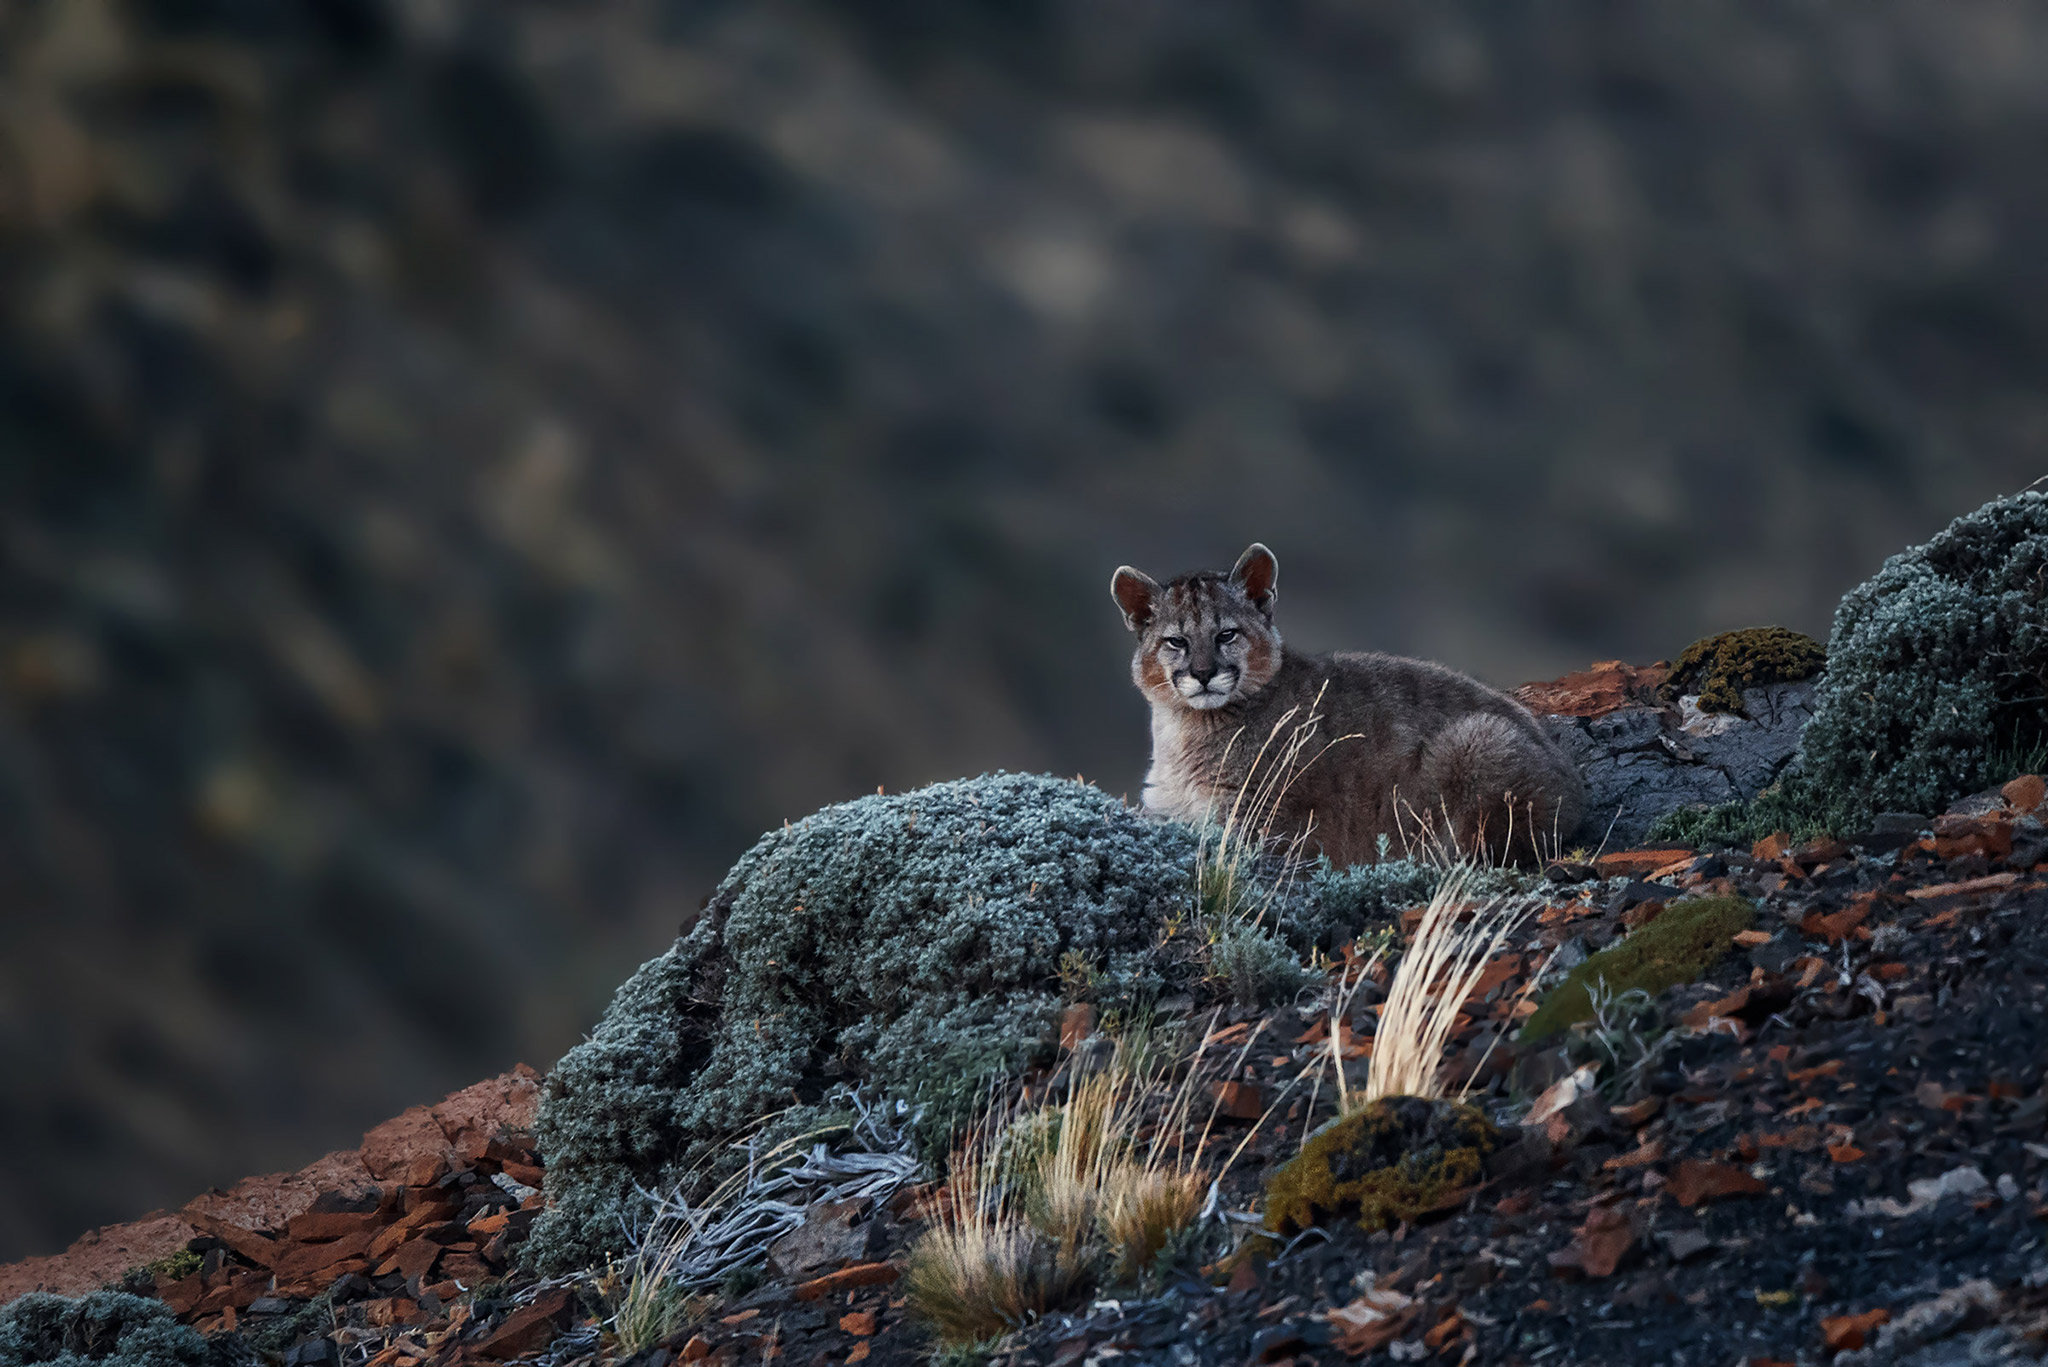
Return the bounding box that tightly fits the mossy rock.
[1799,490,2048,817]
[1263,1097,1498,1235]
[1665,627,1825,716]
[1521,895,1754,1041]
[0,1291,212,1367]
[526,772,1201,1273]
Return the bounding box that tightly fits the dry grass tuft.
[1098,1164,1207,1280]
[1363,867,1540,1105]
[908,1025,1286,1345]
[601,1215,706,1356]
[904,1130,1094,1345]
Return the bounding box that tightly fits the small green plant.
[1208,921,1312,1007]
[718,1264,764,1299]
[139,1250,201,1284]
[1564,982,1674,1101]
[1647,779,1854,848]
[931,1337,1003,1367]
[1056,949,1104,1000]
[1521,895,1755,1041]
[599,1209,712,1358]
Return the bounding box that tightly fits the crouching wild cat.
[1112,543,1584,866]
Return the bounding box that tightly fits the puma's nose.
[1189,666,1217,685]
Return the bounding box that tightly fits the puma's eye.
[1216,629,1239,646]
[1162,636,1188,653]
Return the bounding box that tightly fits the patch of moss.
[0,1291,213,1367]
[139,1251,201,1285]
[1799,490,2048,817]
[1521,895,1754,1041]
[1666,627,1825,716]
[526,773,1201,1273]
[1263,1097,1498,1235]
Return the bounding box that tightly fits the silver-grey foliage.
[1799,490,2048,817]
[525,773,1201,1272]
[0,1292,211,1367]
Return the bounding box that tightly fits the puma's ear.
[1111,566,1160,632]
[1230,543,1278,618]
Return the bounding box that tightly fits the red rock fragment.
[1822,1308,1891,1352]
[2003,774,2046,814]
[680,1336,713,1362]
[1802,893,1875,944]
[1515,661,1669,719]
[375,1235,443,1283]
[1667,1159,1766,1207]
[1593,848,1694,880]
[795,1262,899,1301]
[272,1228,377,1283]
[285,1209,384,1242]
[183,1212,280,1270]
[159,1272,205,1316]
[431,1066,544,1164]
[360,1107,457,1185]
[472,1287,573,1359]
[839,1310,877,1336]
[1208,1080,1266,1121]
[1751,832,1791,862]
[1547,1205,1633,1279]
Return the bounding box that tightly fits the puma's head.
[1111,543,1283,712]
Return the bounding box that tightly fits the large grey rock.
[1543,682,1815,848]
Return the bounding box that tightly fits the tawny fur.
[1112,544,1584,867]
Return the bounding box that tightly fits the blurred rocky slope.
[3,0,2046,1258]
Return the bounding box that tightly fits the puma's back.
[1111,544,1583,866]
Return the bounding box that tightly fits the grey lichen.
[1798,490,2047,817]
[0,1291,212,1367]
[525,773,1201,1273]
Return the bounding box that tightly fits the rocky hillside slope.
[8,0,2048,1260]
[7,661,2044,1367]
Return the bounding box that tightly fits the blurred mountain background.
[3,0,2045,1259]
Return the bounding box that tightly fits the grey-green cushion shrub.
[1799,489,2048,817]
[1276,850,1536,951]
[0,1291,210,1367]
[526,773,1200,1273]
[1209,922,1313,1006]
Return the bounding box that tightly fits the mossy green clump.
[0,1291,212,1367]
[1798,490,2048,817]
[1263,1097,1498,1235]
[1521,895,1754,1041]
[1646,781,1856,849]
[525,773,1200,1273]
[138,1251,201,1285]
[1666,627,1826,715]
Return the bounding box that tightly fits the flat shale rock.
[1532,677,1816,847]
